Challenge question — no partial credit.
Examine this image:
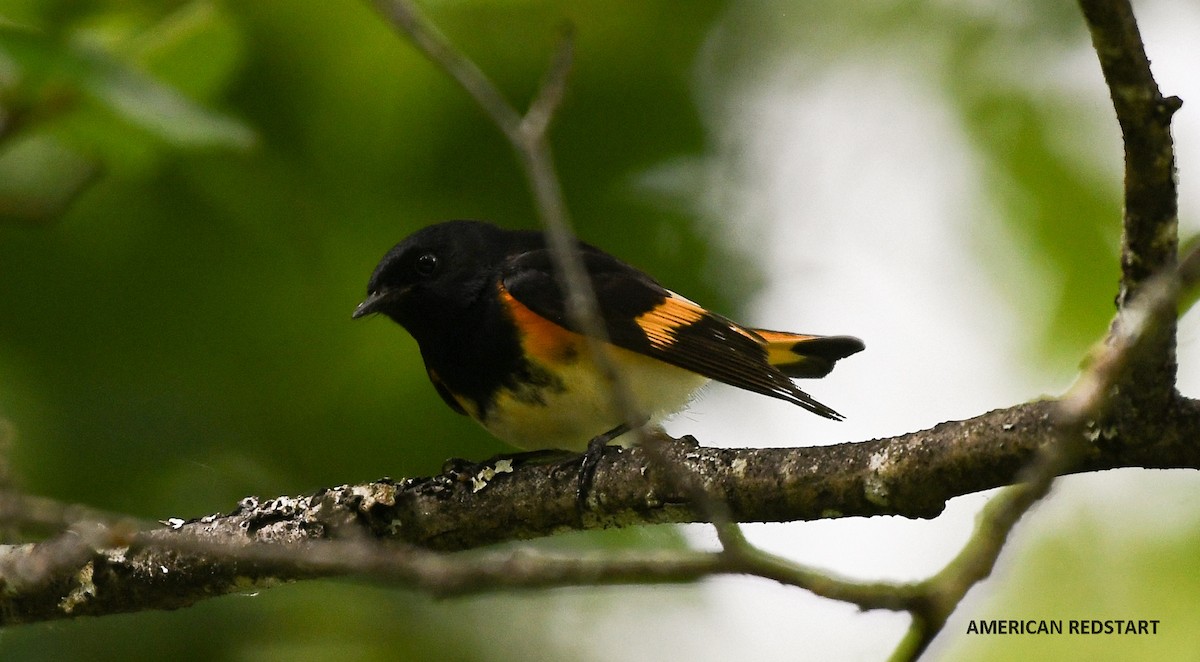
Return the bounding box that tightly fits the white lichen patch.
[470,477,485,493]
[58,562,96,614]
[470,460,515,493]
[351,482,398,510]
[271,496,301,512]
[864,449,892,507]
[470,473,490,493]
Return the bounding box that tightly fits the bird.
[353,220,863,455]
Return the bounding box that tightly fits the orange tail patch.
[754,329,865,378]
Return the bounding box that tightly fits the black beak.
[352,290,388,319]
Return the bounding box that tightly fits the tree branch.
[1079,0,1183,414]
[1079,0,1182,297]
[4,382,1200,625]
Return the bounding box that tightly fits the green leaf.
[0,25,255,149]
[75,46,254,149]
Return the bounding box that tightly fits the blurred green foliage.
[0,1,1187,660]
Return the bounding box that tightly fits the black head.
[353,221,514,334]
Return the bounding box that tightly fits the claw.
[576,422,634,512]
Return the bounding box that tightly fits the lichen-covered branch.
[3,389,1200,626]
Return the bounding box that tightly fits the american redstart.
[353,220,863,453]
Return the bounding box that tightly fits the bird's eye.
[414,252,439,277]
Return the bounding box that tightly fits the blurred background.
[1,0,1199,659]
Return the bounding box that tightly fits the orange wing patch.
[636,292,760,349]
[635,294,704,349]
[498,283,583,364]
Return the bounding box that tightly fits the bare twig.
[369,0,523,139]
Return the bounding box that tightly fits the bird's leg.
[575,421,640,513]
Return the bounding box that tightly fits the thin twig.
[369,0,523,140]
[522,24,575,140]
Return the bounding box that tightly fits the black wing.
[499,248,845,420]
